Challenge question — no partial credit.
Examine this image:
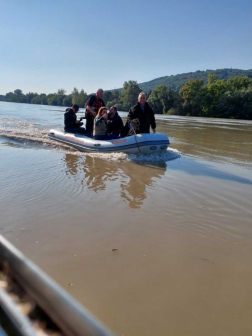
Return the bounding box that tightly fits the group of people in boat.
[64,89,156,140]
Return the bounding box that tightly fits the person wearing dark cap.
[64,104,86,134]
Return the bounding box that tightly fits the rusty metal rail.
[0,234,114,336]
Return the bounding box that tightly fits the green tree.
[31,94,48,105]
[63,95,73,107]
[114,103,123,111]
[179,75,252,119]
[72,88,79,106]
[103,91,113,104]
[5,90,27,103]
[207,74,218,85]
[79,89,88,107]
[179,79,204,102]
[201,80,226,117]
[226,76,252,91]
[106,89,121,109]
[112,89,120,101]
[120,80,141,111]
[72,88,87,107]
[106,99,117,109]
[47,95,59,106]
[221,88,252,119]
[14,89,23,96]
[56,89,67,106]
[179,79,204,116]
[26,92,38,104]
[5,92,16,102]
[57,89,66,95]
[148,85,180,114]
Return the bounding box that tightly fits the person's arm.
[86,105,96,116]
[150,108,156,133]
[65,112,77,128]
[64,113,68,126]
[119,117,124,133]
[86,96,97,117]
[94,117,99,127]
[127,108,135,126]
[76,119,83,126]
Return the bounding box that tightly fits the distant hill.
[137,68,252,92]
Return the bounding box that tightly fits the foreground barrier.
[0,234,114,336]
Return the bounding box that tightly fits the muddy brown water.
[0,102,252,335]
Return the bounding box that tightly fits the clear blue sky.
[1,0,251,95]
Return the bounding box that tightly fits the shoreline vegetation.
[1,69,252,120]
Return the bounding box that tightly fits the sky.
[0,0,252,95]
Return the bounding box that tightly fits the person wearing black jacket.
[107,106,124,138]
[64,104,86,134]
[127,93,156,134]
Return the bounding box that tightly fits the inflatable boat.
[48,129,170,154]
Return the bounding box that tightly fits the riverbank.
[2,73,252,120]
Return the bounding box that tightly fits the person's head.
[96,89,104,99]
[72,104,79,113]
[138,92,146,106]
[109,106,117,117]
[97,106,108,118]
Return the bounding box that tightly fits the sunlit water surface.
[0,102,252,336]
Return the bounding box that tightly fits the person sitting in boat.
[85,89,105,134]
[126,92,156,134]
[93,107,114,140]
[107,106,124,138]
[64,104,86,134]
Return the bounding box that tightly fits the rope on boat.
[127,118,141,153]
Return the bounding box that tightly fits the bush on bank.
[1,75,251,120]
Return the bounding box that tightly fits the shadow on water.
[168,157,252,185]
[63,154,166,209]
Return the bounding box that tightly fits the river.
[0,101,252,336]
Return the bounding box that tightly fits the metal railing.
[0,234,114,336]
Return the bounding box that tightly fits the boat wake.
[0,121,74,151]
[0,121,181,163]
[83,149,181,162]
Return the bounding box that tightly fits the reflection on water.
[63,154,166,209]
[119,161,166,209]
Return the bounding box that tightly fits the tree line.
[139,68,252,92]
[1,75,251,119]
